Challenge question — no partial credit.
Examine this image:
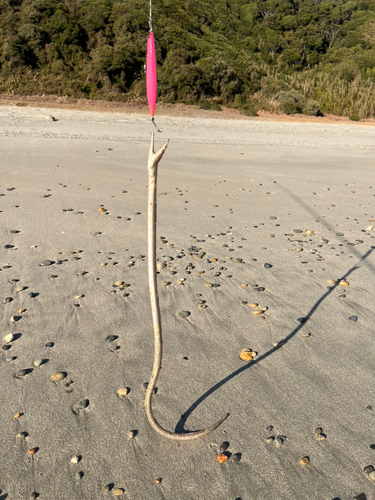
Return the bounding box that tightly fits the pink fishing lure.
[146,32,157,117]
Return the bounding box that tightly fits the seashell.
[217,453,228,464]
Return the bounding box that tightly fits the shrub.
[304,100,324,116]
[198,100,222,111]
[276,90,306,114]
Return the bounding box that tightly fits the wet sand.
[1,106,375,500]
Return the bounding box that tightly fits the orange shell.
[217,454,228,464]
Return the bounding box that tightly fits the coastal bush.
[304,100,323,116]
[276,90,306,115]
[0,0,374,117]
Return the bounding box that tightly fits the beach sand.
[1,106,375,500]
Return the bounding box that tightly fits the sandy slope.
[0,106,375,500]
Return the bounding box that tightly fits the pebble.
[103,484,111,493]
[156,262,166,271]
[114,489,125,496]
[316,433,326,441]
[40,260,53,266]
[204,283,213,288]
[17,432,27,439]
[314,427,323,435]
[45,342,54,348]
[106,335,118,342]
[368,471,375,482]
[15,286,26,292]
[75,471,83,480]
[249,303,258,308]
[117,388,129,397]
[232,453,241,463]
[363,465,374,474]
[274,437,283,447]
[155,478,162,484]
[240,349,256,361]
[217,453,228,464]
[240,301,247,305]
[3,333,14,343]
[296,317,307,324]
[3,297,13,303]
[33,359,47,367]
[76,399,89,410]
[177,311,190,318]
[264,263,272,268]
[16,369,31,377]
[128,430,136,439]
[51,372,67,382]
[339,279,349,286]
[273,339,286,348]
[30,493,38,500]
[70,455,80,464]
[265,436,274,443]
[265,425,273,432]
[349,315,358,322]
[219,441,229,452]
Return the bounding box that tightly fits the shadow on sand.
[175,186,375,434]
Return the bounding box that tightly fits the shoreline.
[1,93,374,127]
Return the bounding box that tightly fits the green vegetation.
[0,0,374,118]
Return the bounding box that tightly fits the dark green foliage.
[276,90,306,115]
[0,0,374,117]
[304,100,323,116]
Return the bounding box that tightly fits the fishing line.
[149,0,152,32]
